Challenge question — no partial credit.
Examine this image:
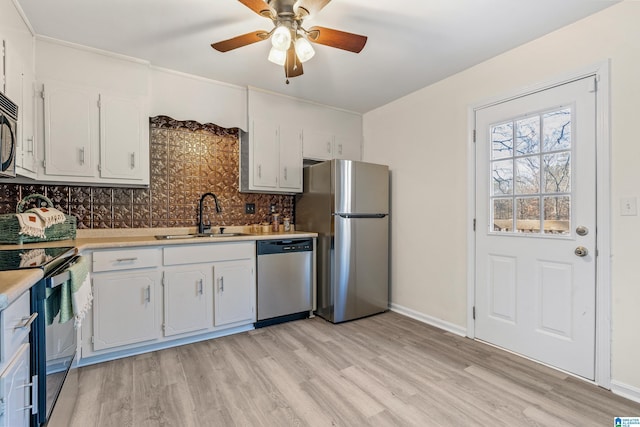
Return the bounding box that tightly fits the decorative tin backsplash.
[0,116,293,229]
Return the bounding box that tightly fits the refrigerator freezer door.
[334,160,389,215]
[327,215,389,323]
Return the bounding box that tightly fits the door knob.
[576,225,589,236]
[575,246,589,257]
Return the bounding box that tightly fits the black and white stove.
[0,245,78,426]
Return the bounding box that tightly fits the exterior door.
[474,76,596,379]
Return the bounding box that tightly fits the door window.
[490,107,572,235]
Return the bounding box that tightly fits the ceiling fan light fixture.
[268,46,287,66]
[271,25,291,51]
[294,36,315,63]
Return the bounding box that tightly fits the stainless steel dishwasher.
[256,238,313,328]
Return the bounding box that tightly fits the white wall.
[363,1,640,394]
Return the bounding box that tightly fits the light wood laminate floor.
[70,312,640,426]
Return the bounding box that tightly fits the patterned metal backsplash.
[0,116,294,229]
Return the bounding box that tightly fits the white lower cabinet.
[92,270,162,351]
[83,242,256,362]
[214,260,255,327]
[0,290,33,427]
[0,344,31,427]
[163,264,213,337]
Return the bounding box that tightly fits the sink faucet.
[198,193,222,234]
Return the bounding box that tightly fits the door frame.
[466,60,611,388]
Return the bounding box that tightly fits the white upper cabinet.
[34,38,150,185]
[241,117,303,193]
[43,81,97,177]
[333,134,361,160]
[99,93,148,181]
[279,125,303,190]
[0,0,37,178]
[250,118,280,190]
[302,129,334,161]
[241,88,360,193]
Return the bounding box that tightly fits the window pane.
[544,196,570,235]
[543,152,571,193]
[492,160,513,196]
[492,122,513,159]
[493,198,513,232]
[516,197,540,233]
[516,116,540,155]
[543,108,571,152]
[515,156,540,195]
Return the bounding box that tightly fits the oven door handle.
[46,255,82,288]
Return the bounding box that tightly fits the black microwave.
[0,91,18,178]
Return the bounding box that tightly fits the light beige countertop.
[0,269,43,310]
[0,227,317,310]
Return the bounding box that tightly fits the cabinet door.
[99,93,147,182]
[17,64,36,175]
[302,129,333,161]
[214,260,255,327]
[163,265,213,337]
[0,343,31,427]
[279,125,303,191]
[93,270,161,351]
[251,118,279,189]
[43,81,97,177]
[333,134,361,161]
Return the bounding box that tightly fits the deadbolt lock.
[576,225,589,236]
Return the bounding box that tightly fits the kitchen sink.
[154,233,247,240]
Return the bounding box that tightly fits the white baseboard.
[611,380,640,404]
[390,303,467,337]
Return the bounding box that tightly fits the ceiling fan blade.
[296,0,331,17]
[306,26,367,53]
[211,31,269,52]
[285,46,303,78]
[237,0,275,18]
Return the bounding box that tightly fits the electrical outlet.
[620,197,637,216]
[245,203,256,214]
[270,204,276,213]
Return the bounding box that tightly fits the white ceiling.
[16,0,618,113]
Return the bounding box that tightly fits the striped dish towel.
[27,207,66,228]
[15,212,46,238]
[59,256,93,329]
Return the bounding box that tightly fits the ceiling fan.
[211,0,368,83]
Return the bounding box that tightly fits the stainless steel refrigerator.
[296,159,389,323]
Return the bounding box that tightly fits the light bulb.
[268,46,286,66]
[294,37,315,63]
[271,25,291,51]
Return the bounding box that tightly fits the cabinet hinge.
[473,306,476,320]
[473,129,477,143]
[97,164,101,172]
[161,272,165,286]
[42,159,46,169]
[91,336,94,344]
[97,94,101,108]
[473,218,476,231]
[40,87,45,99]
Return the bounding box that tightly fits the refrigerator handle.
[334,213,388,219]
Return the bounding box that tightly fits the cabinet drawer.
[164,242,254,266]
[1,291,32,367]
[92,248,161,272]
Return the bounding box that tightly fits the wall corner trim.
[610,380,640,404]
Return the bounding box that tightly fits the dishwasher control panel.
[257,239,313,255]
